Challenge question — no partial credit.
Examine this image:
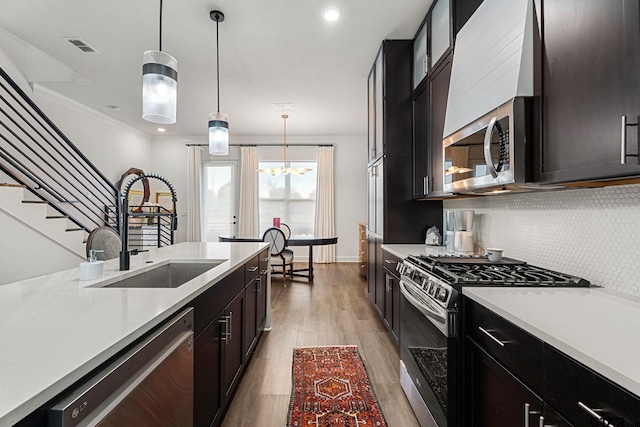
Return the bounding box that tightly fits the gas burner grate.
[405,255,589,287]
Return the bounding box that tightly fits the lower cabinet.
[368,246,401,347]
[382,251,401,345]
[464,297,640,427]
[244,249,269,358]
[193,249,269,427]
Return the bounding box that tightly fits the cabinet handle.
[578,401,610,425]
[219,315,230,344]
[262,257,270,262]
[228,311,233,342]
[478,326,505,347]
[247,266,259,272]
[622,115,627,164]
[256,277,262,293]
[524,403,542,427]
[384,259,395,264]
[386,276,392,292]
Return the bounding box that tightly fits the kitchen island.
[0,241,269,426]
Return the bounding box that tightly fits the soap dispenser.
[79,250,105,281]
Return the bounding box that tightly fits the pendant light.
[259,115,312,175]
[208,10,229,156]
[142,0,178,124]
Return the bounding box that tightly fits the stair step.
[22,200,47,204]
[66,227,84,232]
[0,183,26,188]
[46,215,68,219]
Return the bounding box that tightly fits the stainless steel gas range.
[398,254,590,427]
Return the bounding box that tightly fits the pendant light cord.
[283,114,288,167]
[159,0,163,51]
[216,18,220,113]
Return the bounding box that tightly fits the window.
[258,161,317,236]
[202,162,237,241]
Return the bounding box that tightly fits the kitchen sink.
[100,261,223,289]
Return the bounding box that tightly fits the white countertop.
[381,243,447,259]
[0,242,268,426]
[463,287,640,397]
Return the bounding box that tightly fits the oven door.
[400,278,457,427]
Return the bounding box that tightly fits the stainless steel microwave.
[443,97,535,194]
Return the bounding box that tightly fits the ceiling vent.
[62,38,100,54]
[272,103,294,110]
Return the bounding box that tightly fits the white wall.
[444,184,640,298]
[150,134,368,262]
[0,50,152,284]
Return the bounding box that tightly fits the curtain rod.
[185,143,333,147]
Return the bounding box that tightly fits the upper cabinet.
[411,0,454,199]
[539,0,640,184]
[412,0,452,90]
[368,49,385,163]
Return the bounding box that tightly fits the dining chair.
[279,223,294,258]
[262,227,294,284]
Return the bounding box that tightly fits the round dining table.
[218,235,338,282]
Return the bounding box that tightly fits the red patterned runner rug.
[287,345,388,427]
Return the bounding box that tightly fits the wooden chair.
[263,227,294,284]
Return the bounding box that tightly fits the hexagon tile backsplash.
[443,183,640,297]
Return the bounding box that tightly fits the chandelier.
[259,115,312,176]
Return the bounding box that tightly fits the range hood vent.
[443,0,535,139]
[63,38,100,54]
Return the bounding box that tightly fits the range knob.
[438,288,449,302]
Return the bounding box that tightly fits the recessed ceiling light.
[322,6,341,22]
[157,127,166,132]
[105,105,121,111]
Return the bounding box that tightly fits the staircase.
[0,184,86,257]
[0,66,121,257]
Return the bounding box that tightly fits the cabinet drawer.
[245,254,260,282]
[544,345,640,427]
[190,267,244,337]
[258,248,269,275]
[465,299,543,393]
[381,250,401,277]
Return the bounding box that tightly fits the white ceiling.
[0,0,433,138]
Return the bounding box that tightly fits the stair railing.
[0,67,120,235]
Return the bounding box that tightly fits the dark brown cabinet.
[194,291,245,427]
[539,0,640,184]
[544,346,640,427]
[382,249,401,345]
[244,249,269,359]
[412,9,453,200]
[465,341,547,426]
[192,251,268,427]
[194,315,223,427]
[221,293,244,402]
[464,297,639,427]
[366,39,443,343]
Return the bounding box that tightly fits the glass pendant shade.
[209,112,229,155]
[142,50,178,124]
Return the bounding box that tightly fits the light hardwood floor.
[220,262,420,427]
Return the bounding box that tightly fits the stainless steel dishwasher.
[47,308,194,427]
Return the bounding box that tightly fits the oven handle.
[399,279,446,324]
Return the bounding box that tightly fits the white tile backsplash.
[443,184,640,297]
